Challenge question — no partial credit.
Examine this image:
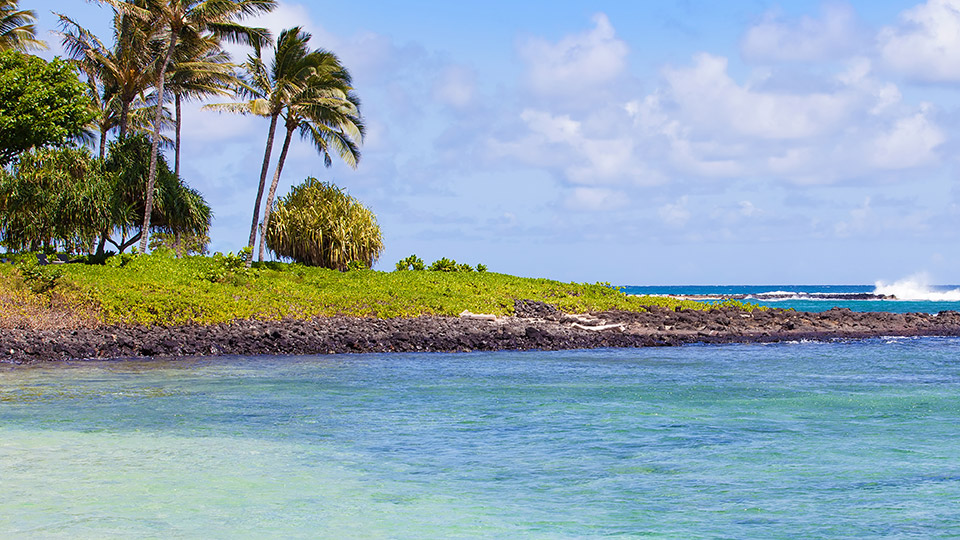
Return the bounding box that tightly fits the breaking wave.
[873,274,960,302]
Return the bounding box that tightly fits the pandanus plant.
[264,177,382,270]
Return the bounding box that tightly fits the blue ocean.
[622,279,960,313]
[3,340,960,537]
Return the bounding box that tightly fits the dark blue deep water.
[2,340,960,537]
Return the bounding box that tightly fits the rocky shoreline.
[3,300,960,364]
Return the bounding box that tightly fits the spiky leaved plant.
[264,177,382,270]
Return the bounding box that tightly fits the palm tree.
[166,33,238,176]
[206,27,321,265]
[256,49,363,262]
[95,0,275,254]
[57,11,161,149]
[0,0,46,52]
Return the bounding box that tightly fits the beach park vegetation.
[0,250,751,328]
[0,50,93,166]
[205,25,364,264]
[0,136,211,255]
[264,177,382,270]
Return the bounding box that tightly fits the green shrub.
[428,257,458,272]
[395,254,425,271]
[265,178,383,270]
[16,255,64,293]
[200,250,258,284]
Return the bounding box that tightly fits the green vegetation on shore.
[0,251,756,328]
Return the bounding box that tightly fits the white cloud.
[488,109,663,188]
[878,0,960,82]
[659,53,854,140]
[866,103,944,169]
[741,3,865,63]
[622,53,944,184]
[519,13,628,98]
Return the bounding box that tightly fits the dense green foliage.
[395,254,425,271]
[0,51,94,165]
[0,138,211,255]
[102,134,211,252]
[265,177,382,270]
[0,146,113,252]
[0,251,755,326]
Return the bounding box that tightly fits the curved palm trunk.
[139,29,178,254]
[258,121,295,262]
[174,93,182,177]
[247,111,280,266]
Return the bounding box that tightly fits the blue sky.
[31,0,960,285]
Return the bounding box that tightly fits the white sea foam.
[873,273,960,301]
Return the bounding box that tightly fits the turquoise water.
[3,341,960,537]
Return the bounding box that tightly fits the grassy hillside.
[1,252,752,327]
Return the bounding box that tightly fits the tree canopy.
[0,138,211,255]
[0,51,95,166]
[0,146,111,253]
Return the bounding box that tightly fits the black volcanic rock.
[3,302,960,364]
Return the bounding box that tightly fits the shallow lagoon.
[3,339,960,538]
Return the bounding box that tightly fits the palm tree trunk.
[119,99,130,139]
[175,93,182,178]
[99,126,108,161]
[247,111,280,266]
[139,29,178,254]
[258,122,295,262]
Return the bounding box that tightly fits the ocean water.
[622,282,960,313]
[3,340,960,537]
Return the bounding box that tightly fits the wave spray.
[873,273,960,301]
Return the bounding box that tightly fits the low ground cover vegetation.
[0,252,755,328]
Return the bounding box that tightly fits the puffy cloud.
[659,53,854,140]
[519,13,628,98]
[878,0,960,82]
[741,3,866,63]
[488,108,663,188]
[625,53,944,183]
[866,104,944,169]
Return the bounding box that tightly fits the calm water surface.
[2,339,960,538]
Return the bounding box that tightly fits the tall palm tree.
[96,0,274,254]
[206,27,323,265]
[0,0,46,52]
[256,49,363,261]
